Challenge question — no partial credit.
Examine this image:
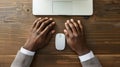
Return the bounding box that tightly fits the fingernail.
[67,20,69,23]
[52,30,55,34]
[52,22,55,24]
[65,23,67,25]
[71,19,74,21]
[64,22,66,24]
[64,29,66,32]
[39,17,41,19]
[49,18,53,20]
[78,20,80,23]
[45,17,48,19]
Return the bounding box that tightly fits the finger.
[69,19,77,36]
[65,21,73,37]
[78,20,83,33]
[35,17,49,30]
[45,30,54,45]
[41,22,55,36]
[32,17,42,29]
[64,29,69,38]
[71,19,81,34]
[51,30,56,34]
[38,18,53,32]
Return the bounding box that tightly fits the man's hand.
[23,17,55,51]
[64,19,90,56]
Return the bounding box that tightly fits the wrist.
[23,41,36,51]
[76,47,90,56]
[20,47,35,56]
[23,45,35,52]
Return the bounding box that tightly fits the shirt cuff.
[78,51,95,62]
[20,47,35,56]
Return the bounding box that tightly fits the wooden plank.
[94,0,120,22]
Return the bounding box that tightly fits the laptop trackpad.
[53,1,72,15]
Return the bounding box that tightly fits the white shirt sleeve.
[20,47,36,56]
[78,51,95,62]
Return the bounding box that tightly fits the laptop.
[32,0,93,15]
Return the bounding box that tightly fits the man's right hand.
[23,17,55,51]
[64,19,90,56]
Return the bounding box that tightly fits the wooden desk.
[0,0,120,67]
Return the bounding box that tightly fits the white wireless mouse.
[55,33,65,51]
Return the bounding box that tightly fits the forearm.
[78,51,102,67]
[11,47,35,67]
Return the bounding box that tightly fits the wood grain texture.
[0,0,120,67]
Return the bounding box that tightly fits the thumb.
[45,30,55,45]
[64,29,69,38]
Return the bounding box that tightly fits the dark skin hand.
[23,17,55,51]
[64,19,90,56]
[23,17,89,56]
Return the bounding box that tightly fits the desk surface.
[0,0,120,67]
